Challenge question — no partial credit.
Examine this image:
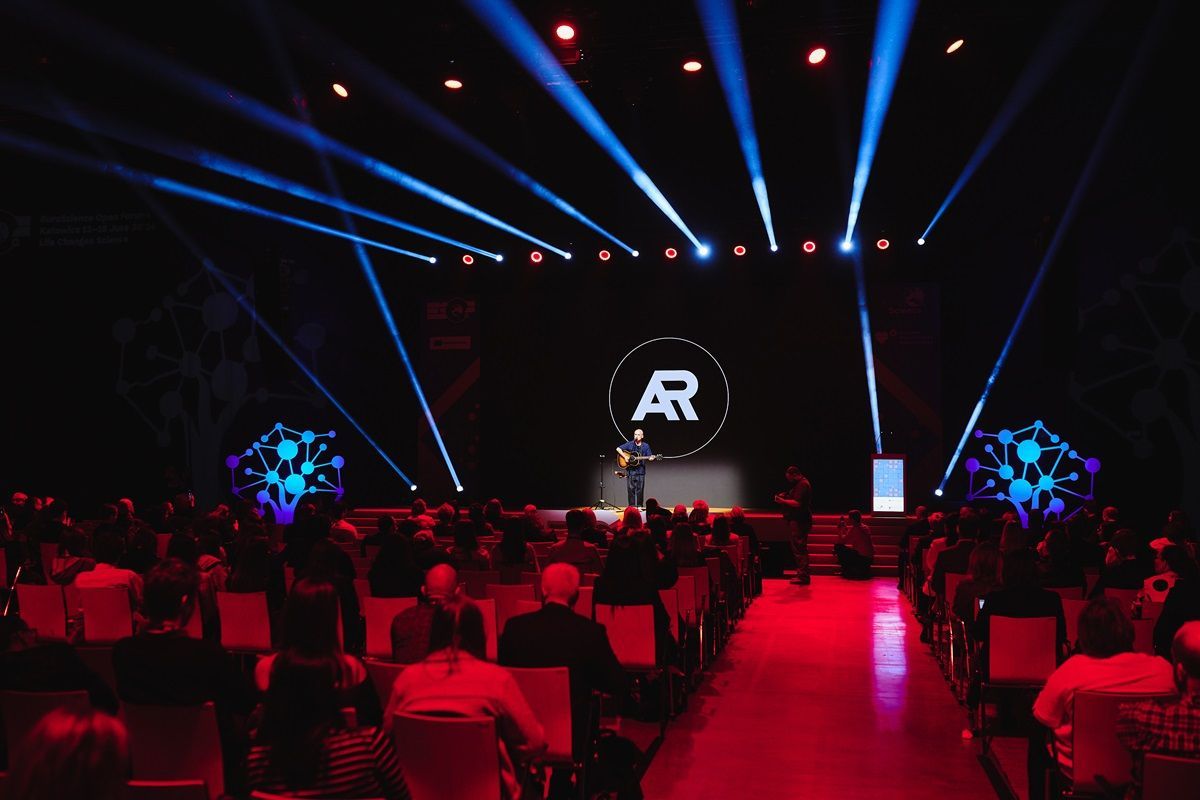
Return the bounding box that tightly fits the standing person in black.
[775,466,813,586]
[616,429,657,509]
[499,563,628,798]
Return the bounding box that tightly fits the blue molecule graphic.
[965,420,1101,528]
[226,423,346,524]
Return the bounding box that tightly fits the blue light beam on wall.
[918,0,1096,244]
[463,0,704,252]
[10,0,570,258]
[282,9,636,257]
[0,128,436,263]
[842,0,918,249]
[937,0,1172,494]
[852,250,884,453]
[696,0,777,251]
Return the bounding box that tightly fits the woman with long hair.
[952,541,1001,623]
[448,524,491,572]
[8,709,129,800]
[595,535,674,660]
[304,539,364,653]
[489,519,538,583]
[385,596,544,799]
[255,577,379,725]
[247,649,410,799]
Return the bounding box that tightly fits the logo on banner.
[609,338,729,458]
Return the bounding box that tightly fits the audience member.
[594,535,673,661]
[1032,598,1175,796]
[930,513,976,596]
[361,513,397,556]
[120,526,159,575]
[975,549,1067,649]
[1098,505,1122,544]
[255,578,379,726]
[408,498,435,530]
[6,708,129,800]
[500,563,627,778]
[545,508,603,576]
[74,529,143,609]
[729,506,759,553]
[490,520,539,583]
[834,510,875,581]
[618,506,644,535]
[484,498,509,536]
[391,563,458,663]
[329,501,359,544]
[304,539,363,653]
[197,532,229,593]
[431,503,458,540]
[998,520,1027,555]
[1140,544,1186,604]
[386,596,545,800]
[1152,550,1200,657]
[952,542,1000,624]
[1037,528,1087,597]
[411,529,451,571]
[1118,621,1200,800]
[246,650,410,800]
[645,498,672,523]
[522,503,556,543]
[49,527,94,586]
[898,506,930,589]
[0,616,118,714]
[368,534,423,598]
[580,508,610,548]
[1090,529,1153,599]
[448,524,491,572]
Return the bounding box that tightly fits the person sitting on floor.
[834,510,875,580]
[1032,597,1175,796]
[1118,620,1200,800]
[386,595,545,800]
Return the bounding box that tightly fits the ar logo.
[632,370,699,421]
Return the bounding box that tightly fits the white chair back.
[594,603,656,670]
[125,702,224,800]
[215,591,272,652]
[988,616,1057,684]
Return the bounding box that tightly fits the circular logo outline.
[608,337,730,459]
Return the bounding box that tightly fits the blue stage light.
[696,0,778,252]
[14,0,570,257]
[463,0,703,251]
[918,1,1098,244]
[697,244,712,258]
[852,250,883,453]
[843,0,919,247]
[631,250,640,258]
[934,489,944,497]
[770,244,779,252]
[840,240,855,253]
[917,237,926,246]
[410,484,418,491]
[937,0,1169,494]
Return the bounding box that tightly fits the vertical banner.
[419,296,481,498]
[871,284,942,504]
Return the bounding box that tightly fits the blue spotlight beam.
[21,128,418,487]
[0,128,437,263]
[937,0,1173,494]
[250,2,464,491]
[843,0,919,248]
[462,0,703,252]
[852,251,884,453]
[696,0,777,251]
[8,0,570,258]
[280,7,636,257]
[10,90,503,261]
[919,0,1097,243]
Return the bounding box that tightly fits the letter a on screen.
[632,370,700,421]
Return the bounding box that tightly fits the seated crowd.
[902,501,1200,799]
[0,489,758,799]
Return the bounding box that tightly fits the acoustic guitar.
[616,449,662,470]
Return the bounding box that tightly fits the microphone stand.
[592,453,622,511]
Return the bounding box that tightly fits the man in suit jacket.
[975,549,1067,649]
[499,563,627,780]
[931,517,979,598]
[1089,528,1153,599]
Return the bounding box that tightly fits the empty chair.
[126,780,211,800]
[504,666,574,765]
[486,584,536,635]
[361,596,418,660]
[1070,690,1178,795]
[124,702,224,800]
[1142,753,1200,800]
[509,599,541,626]
[391,713,501,800]
[978,616,1058,753]
[0,690,91,761]
[15,583,68,641]
[593,604,656,671]
[517,571,544,601]
[79,587,133,644]
[215,591,272,652]
[461,570,501,600]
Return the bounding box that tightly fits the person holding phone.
[833,510,875,580]
[775,466,813,585]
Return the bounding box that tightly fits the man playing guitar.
[615,429,658,509]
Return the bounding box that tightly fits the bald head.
[542,563,581,607]
[424,564,459,602]
[1173,621,1200,682]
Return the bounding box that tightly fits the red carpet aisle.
[640,578,997,799]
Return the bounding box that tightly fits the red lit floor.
[639,577,999,798]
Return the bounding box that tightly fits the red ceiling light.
[555,23,576,41]
[331,83,349,99]
[733,245,747,256]
[598,250,611,261]
[682,60,703,73]
[664,247,678,259]
[461,254,474,265]
[946,39,965,54]
[807,47,828,65]
[530,250,543,263]
[444,78,464,90]
[802,240,817,253]
[876,238,890,250]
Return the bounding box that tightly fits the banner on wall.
[419,297,481,497]
[871,283,942,505]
